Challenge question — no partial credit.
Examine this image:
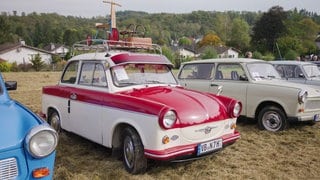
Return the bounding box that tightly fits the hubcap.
[262,111,282,131]
[124,136,134,168]
[50,114,60,132]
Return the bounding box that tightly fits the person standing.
[245,51,252,58]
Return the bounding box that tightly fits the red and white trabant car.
[41,43,241,174]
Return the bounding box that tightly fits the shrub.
[0,62,12,72]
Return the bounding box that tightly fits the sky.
[1,0,319,18]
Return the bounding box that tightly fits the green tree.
[30,53,45,71]
[178,37,192,46]
[228,17,251,50]
[213,13,231,42]
[63,29,80,46]
[200,46,218,59]
[0,16,14,44]
[252,6,287,53]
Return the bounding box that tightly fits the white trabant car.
[41,42,242,174]
[177,58,320,132]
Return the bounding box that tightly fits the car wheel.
[122,127,147,174]
[258,106,287,132]
[48,111,61,133]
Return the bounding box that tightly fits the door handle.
[210,84,223,95]
[70,93,77,100]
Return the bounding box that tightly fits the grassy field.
[3,71,320,180]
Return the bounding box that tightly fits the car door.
[69,62,107,144]
[179,62,248,115]
[178,63,215,92]
[208,63,248,115]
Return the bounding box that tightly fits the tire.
[257,106,287,132]
[122,127,147,174]
[48,110,61,133]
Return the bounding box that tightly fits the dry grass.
[3,72,320,180]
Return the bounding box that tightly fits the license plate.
[314,114,320,122]
[197,139,222,156]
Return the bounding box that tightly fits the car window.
[275,65,285,78]
[112,64,177,87]
[61,61,79,84]
[216,63,244,81]
[79,62,108,87]
[247,63,281,80]
[93,64,108,87]
[179,63,214,80]
[303,64,320,78]
[279,65,301,78]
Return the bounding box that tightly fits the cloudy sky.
[1,0,319,17]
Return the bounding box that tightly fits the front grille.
[0,158,18,180]
[305,100,320,110]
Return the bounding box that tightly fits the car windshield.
[302,64,320,78]
[111,64,178,87]
[247,63,281,80]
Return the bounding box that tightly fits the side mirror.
[298,73,305,78]
[5,81,17,91]
[239,75,248,81]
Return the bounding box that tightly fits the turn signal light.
[32,167,50,178]
[231,123,237,129]
[162,135,170,144]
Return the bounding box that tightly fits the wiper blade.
[145,80,164,84]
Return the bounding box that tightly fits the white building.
[0,41,53,64]
[43,43,69,59]
[214,45,240,58]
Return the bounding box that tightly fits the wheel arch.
[255,101,287,120]
[111,123,144,152]
[47,106,60,120]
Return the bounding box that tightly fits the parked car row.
[4,40,320,175]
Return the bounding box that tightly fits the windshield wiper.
[145,80,165,84]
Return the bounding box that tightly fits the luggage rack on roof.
[71,38,162,56]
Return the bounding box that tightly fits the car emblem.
[196,126,217,134]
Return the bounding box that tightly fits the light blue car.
[0,72,58,180]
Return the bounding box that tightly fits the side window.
[216,63,244,81]
[283,65,295,78]
[275,65,285,78]
[61,61,79,84]
[79,63,95,85]
[79,62,107,87]
[92,64,107,87]
[294,66,303,78]
[179,63,214,80]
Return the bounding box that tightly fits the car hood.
[121,86,229,126]
[254,79,320,97]
[0,100,41,152]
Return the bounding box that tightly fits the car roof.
[182,58,265,64]
[271,60,315,65]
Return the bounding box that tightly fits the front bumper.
[144,131,240,161]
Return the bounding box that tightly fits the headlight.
[298,90,308,104]
[25,125,58,158]
[229,101,242,118]
[160,110,177,129]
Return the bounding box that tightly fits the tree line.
[1,6,320,63]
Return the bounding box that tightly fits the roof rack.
[72,38,162,56]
